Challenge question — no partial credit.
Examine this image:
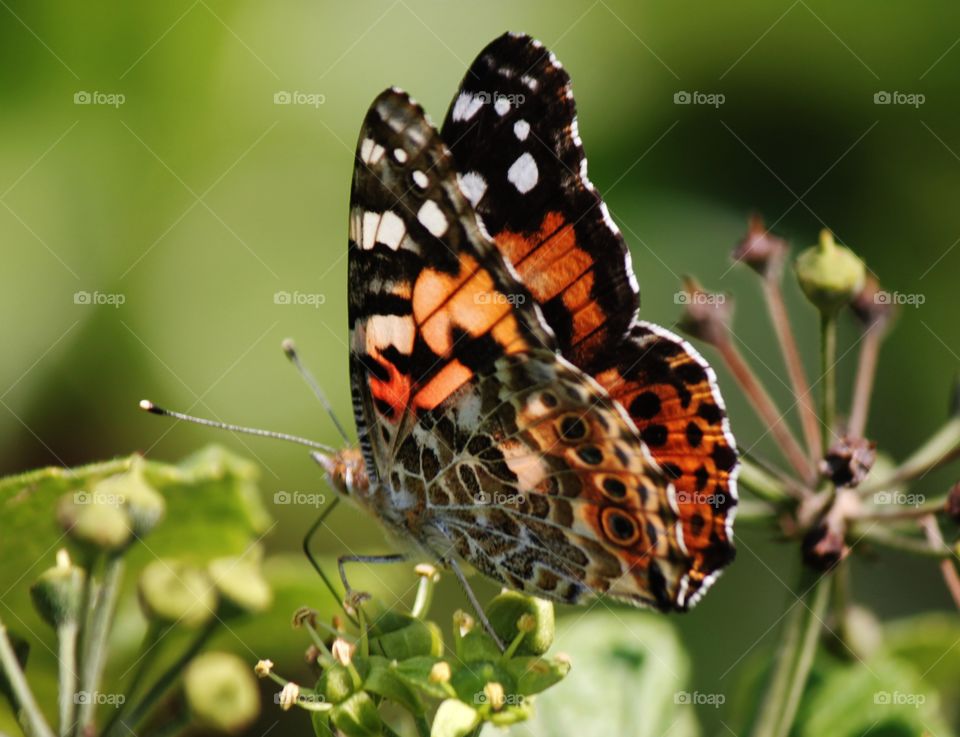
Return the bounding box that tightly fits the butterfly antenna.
[138,400,338,454]
[282,338,352,443]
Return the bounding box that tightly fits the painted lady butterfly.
[325,32,738,618]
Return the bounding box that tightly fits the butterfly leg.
[337,553,408,609]
[445,556,506,652]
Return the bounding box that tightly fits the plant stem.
[858,417,960,495]
[737,458,797,503]
[414,714,431,737]
[820,313,837,453]
[774,576,830,737]
[105,617,220,737]
[100,623,172,737]
[751,572,830,737]
[716,336,814,483]
[764,278,822,464]
[857,526,952,558]
[0,621,56,737]
[77,554,125,735]
[57,620,79,737]
[848,322,883,438]
[920,515,960,610]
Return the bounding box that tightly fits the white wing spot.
[376,210,405,250]
[359,138,374,162]
[452,92,484,122]
[494,97,511,116]
[393,148,408,163]
[417,200,448,236]
[412,170,429,189]
[513,119,530,141]
[361,211,380,250]
[458,171,487,207]
[507,152,538,194]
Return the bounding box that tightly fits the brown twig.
[920,515,960,610]
[764,279,822,464]
[716,336,815,484]
[848,323,884,439]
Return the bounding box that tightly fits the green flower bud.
[795,230,866,314]
[207,556,272,616]
[30,550,85,627]
[95,459,165,538]
[485,592,554,656]
[57,492,131,552]
[371,616,443,659]
[329,692,383,737]
[138,559,216,628]
[184,651,260,733]
[316,663,356,705]
[458,630,502,663]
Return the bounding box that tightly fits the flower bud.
[254,659,274,678]
[278,682,301,711]
[849,274,894,329]
[96,459,165,538]
[429,661,452,684]
[483,682,506,711]
[820,436,877,488]
[207,556,272,616]
[329,692,383,737]
[795,230,865,315]
[57,492,131,552]
[138,559,216,628]
[316,664,355,704]
[486,592,555,656]
[185,652,259,733]
[732,213,788,278]
[30,550,85,627]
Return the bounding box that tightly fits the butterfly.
[326,32,738,620]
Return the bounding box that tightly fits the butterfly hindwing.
[441,33,739,601]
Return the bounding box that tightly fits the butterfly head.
[312,447,370,499]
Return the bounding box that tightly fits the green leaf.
[392,657,456,700]
[504,656,570,696]
[520,610,699,737]
[358,655,424,715]
[430,699,479,737]
[794,654,953,737]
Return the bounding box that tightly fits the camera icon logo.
[74,291,91,304]
[274,291,292,305]
[674,91,692,105]
[74,91,92,105]
[274,91,292,105]
[274,491,291,505]
[874,91,892,105]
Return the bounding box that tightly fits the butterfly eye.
[600,476,627,500]
[601,508,641,546]
[558,414,588,441]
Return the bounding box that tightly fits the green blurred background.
[3,1,960,734]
